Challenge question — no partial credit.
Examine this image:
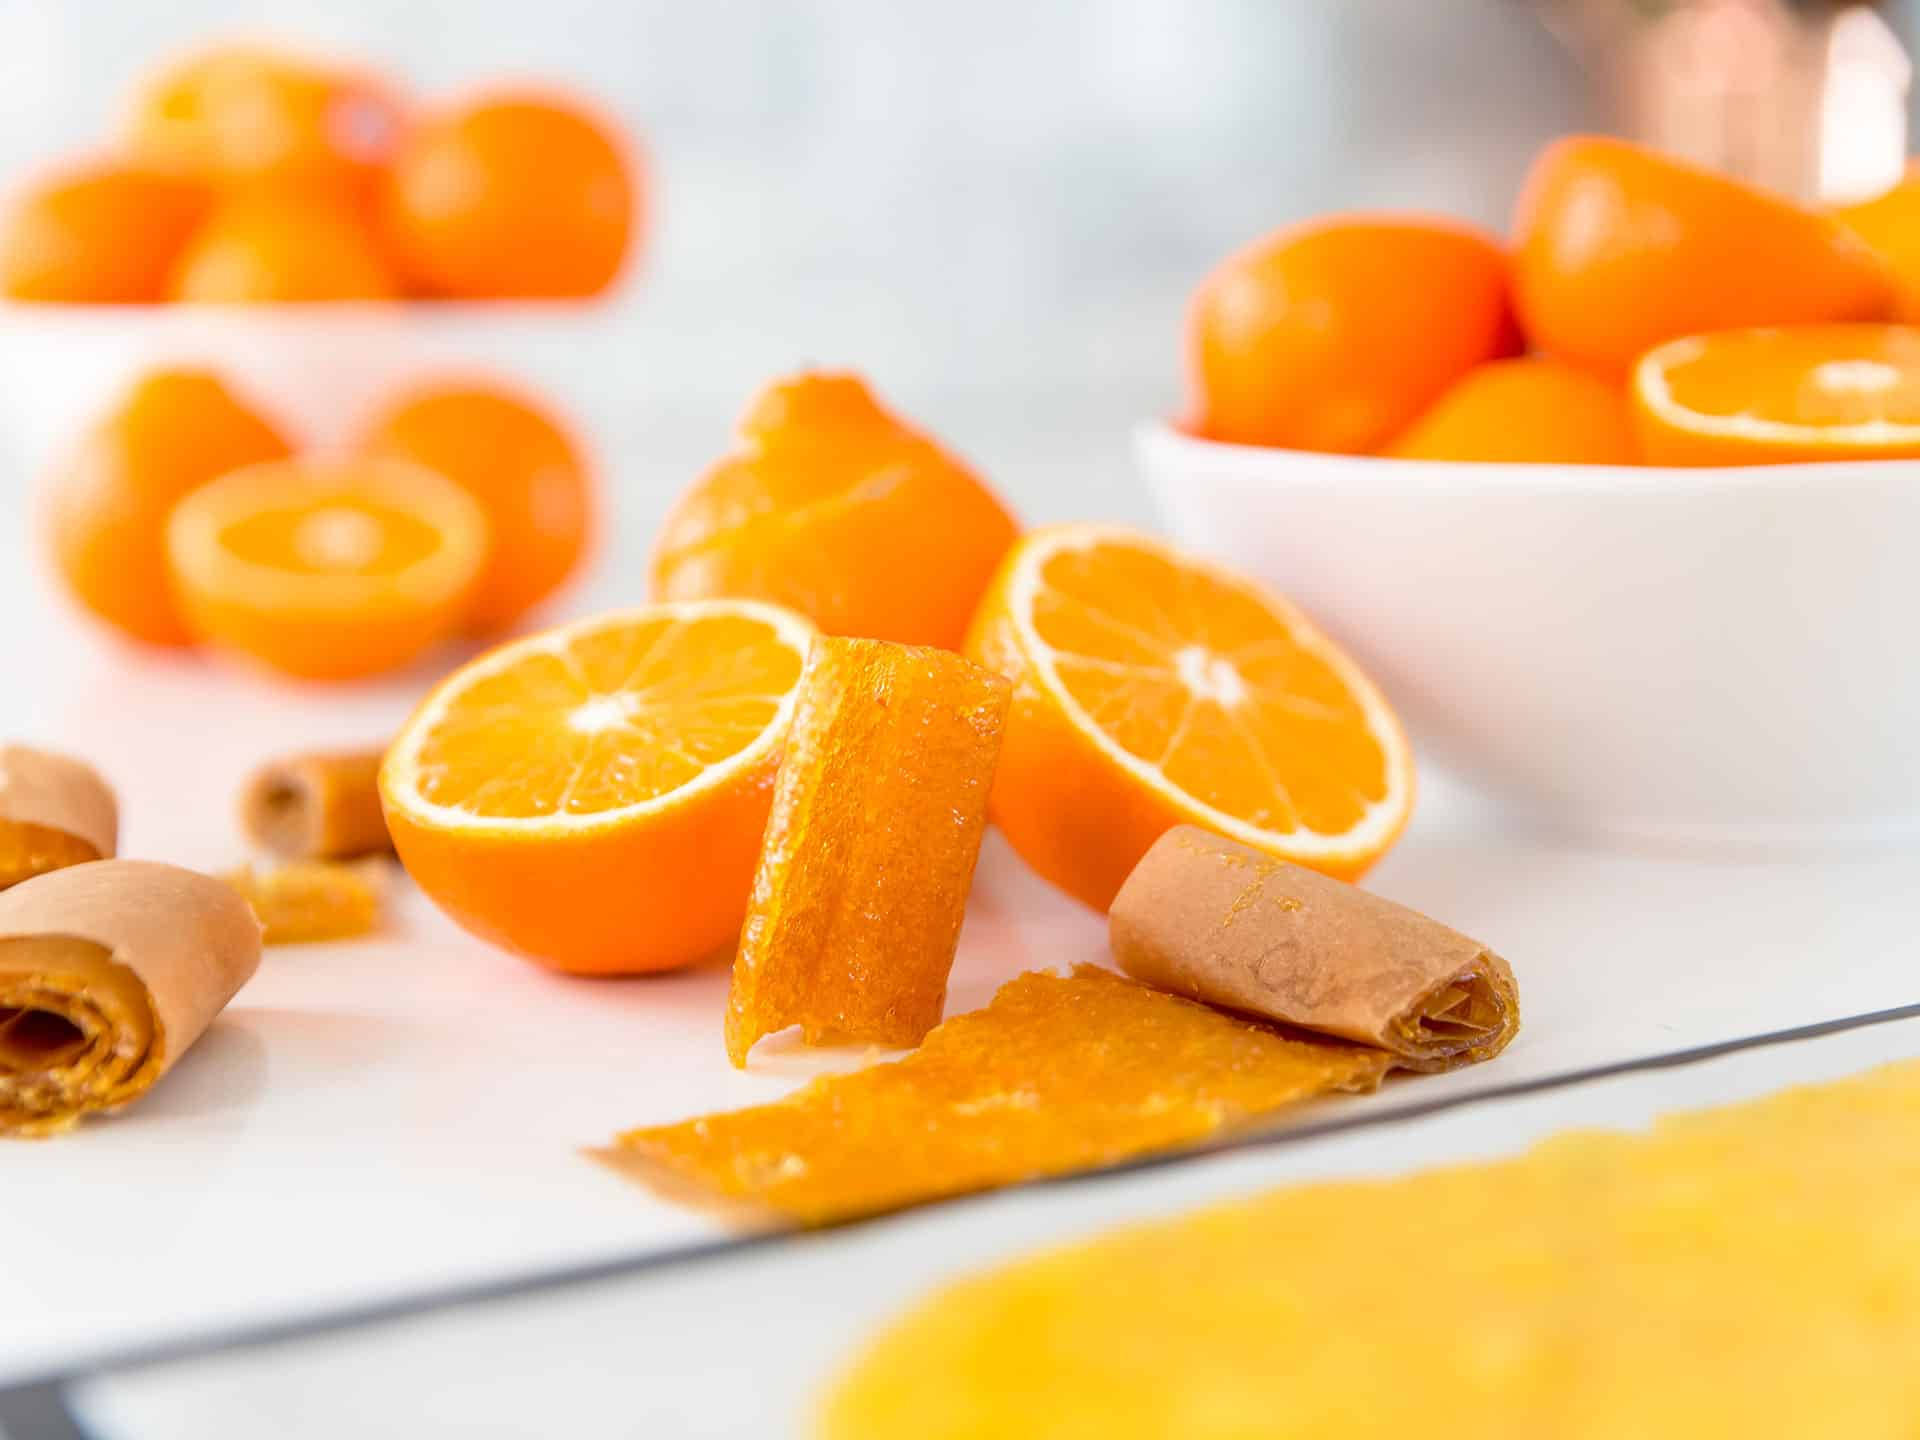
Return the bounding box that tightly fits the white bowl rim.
[1135,417,1920,497]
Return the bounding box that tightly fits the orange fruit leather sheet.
[610,966,1392,1226]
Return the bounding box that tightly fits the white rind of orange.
[1633,328,1920,451]
[380,598,818,837]
[1001,525,1414,863]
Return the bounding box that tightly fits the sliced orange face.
[1633,324,1920,466]
[965,526,1412,911]
[381,600,817,973]
[165,457,487,681]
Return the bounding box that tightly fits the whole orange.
[1184,215,1517,453]
[125,44,405,201]
[168,191,400,302]
[652,372,1018,650]
[1388,357,1638,465]
[1834,163,1920,323]
[0,161,211,303]
[47,369,295,646]
[357,379,595,631]
[1512,136,1894,378]
[380,93,636,300]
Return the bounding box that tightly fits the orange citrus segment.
[381,600,817,974]
[966,526,1412,911]
[1632,324,1920,466]
[165,457,487,680]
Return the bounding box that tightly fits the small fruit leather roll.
[1109,826,1518,1072]
[0,743,119,889]
[238,747,391,860]
[0,859,263,1137]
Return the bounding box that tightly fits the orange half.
[381,600,817,973]
[1633,324,1920,466]
[166,457,486,680]
[966,526,1413,911]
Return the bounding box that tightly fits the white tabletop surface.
[4,442,1920,1431]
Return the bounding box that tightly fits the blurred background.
[0,0,1911,585]
[0,0,1612,549]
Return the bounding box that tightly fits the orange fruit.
[380,600,817,974]
[1834,164,1920,323]
[1512,136,1895,378]
[165,456,487,680]
[379,92,636,300]
[1388,357,1638,464]
[168,191,400,302]
[964,526,1413,912]
[47,369,294,646]
[1631,324,1920,466]
[652,372,1019,649]
[0,161,211,303]
[125,44,404,200]
[1184,215,1517,453]
[355,379,594,632]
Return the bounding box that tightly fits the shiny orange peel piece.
[615,966,1393,1225]
[724,637,1010,1066]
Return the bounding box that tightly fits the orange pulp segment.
[381,600,817,974]
[1632,324,1920,466]
[725,637,1010,1066]
[964,526,1413,912]
[166,457,487,680]
[612,966,1392,1225]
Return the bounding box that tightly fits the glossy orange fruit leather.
[47,369,294,646]
[965,526,1414,913]
[652,373,1019,650]
[168,191,400,302]
[380,92,636,299]
[125,44,405,201]
[381,601,817,975]
[1389,356,1639,464]
[1512,136,1894,378]
[1184,215,1518,452]
[1632,324,1920,466]
[616,966,1392,1226]
[724,638,1010,1067]
[356,379,595,632]
[1835,163,1920,323]
[165,457,487,680]
[0,161,211,303]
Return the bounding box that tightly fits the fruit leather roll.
[239,747,391,860]
[1110,826,1518,1072]
[0,860,262,1137]
[0,743,119,889]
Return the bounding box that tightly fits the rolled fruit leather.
[0,860,263,1137]
[0,743,118,889]
[239,747,391,860]
[1109,826,1519,1072]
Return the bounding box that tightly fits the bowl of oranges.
[1141,136,1920,852]
[0,40,641,480]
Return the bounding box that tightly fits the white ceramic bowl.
[1138,420,1920,853]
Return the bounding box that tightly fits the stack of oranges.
[0,42,639,304]
[47,367,595,681]
[1184,136,1920,467]
[380,370,1415,974]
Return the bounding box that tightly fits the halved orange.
[1632,324,1920,466]
[166,456,487,681]
[380,600,817,974]
[964,526,1413,912]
